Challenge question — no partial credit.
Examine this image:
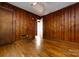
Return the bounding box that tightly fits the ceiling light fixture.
[32,2,45,15]
[32,2,37,6]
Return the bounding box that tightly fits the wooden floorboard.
[0,39,79,57]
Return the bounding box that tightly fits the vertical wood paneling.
[43,3,79,43]
[75,3,79,42]
[0,3,38,44]
[0,7,14,44]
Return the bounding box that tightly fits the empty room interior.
[0,2,79,57]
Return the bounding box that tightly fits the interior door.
[0,7,14,45]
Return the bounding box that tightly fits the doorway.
[35,18,43,49]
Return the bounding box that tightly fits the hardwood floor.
[0,38,79,57]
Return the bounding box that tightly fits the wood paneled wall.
[43,3,79,42]
[0,2,38,44]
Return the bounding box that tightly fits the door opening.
[35,18,43,50]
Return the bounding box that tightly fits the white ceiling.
[9,2,76,16]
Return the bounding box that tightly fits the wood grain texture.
[0,39,79,57]
[43,3,79,43]
[0,2,38,44]
[0,7,14,44]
